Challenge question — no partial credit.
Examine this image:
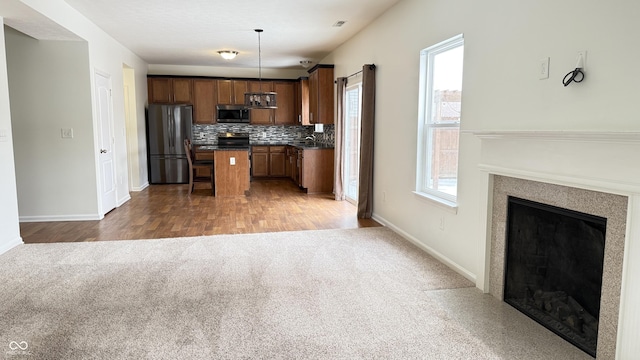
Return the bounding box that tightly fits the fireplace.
[504,196,606,357]
[488,175,627,359]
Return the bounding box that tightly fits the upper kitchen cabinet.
[218,79,248,105]
[148,77,193,104]
[249,80,296,125]
[233,80,248,105]
[192,79,217,124]
[274,81,295,125]
[295,77,310,125]
[249,81,274,125]
[307,65,334,124]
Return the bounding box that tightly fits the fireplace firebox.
[504,196,606,357]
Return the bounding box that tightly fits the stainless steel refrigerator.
[147,104,193,184]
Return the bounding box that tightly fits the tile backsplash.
[192,124,335,145]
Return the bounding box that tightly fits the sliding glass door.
[344,82,362,204]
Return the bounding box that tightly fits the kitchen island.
[196,146,250,196]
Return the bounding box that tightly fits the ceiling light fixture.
[218,50,238,60]
[244,29,277,109]
[300,60,313,69]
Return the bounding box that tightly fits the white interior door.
[95,71,116,215]
[344,82,362,204]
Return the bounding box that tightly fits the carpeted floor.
[0,228,590,359]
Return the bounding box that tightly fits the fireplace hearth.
[504,196,606,357]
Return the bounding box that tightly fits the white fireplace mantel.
[463,130,640,143]
[469,129,640,359]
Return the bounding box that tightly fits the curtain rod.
[335,64,376,83]
[345,70,362,79]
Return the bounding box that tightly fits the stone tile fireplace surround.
[470,130,640,359]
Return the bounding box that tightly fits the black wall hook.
[563,68,584,87]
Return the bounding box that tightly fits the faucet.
[305,134,316,142]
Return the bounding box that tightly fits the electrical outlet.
[61,128,74,139]
[439,216,445,231]
[539,57,549,79]
[230,157,236,165]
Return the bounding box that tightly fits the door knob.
[100,149,107,153]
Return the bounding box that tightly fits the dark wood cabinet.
[217,79,247,105]
[193,79,217,124]
[269,146,286,176]
[251,146,269,177]
[147,76,307,125]
[249,81,274,125]
[148,78,193,104]
[232,80,248,105]
[299,148,334,193]
[251,145,287,177]
[274,82,295,125]
[307,65,334,124]
[248,81,295,125]
[295,77,310,125]
[217,79,233,104]
[194,151,214,178]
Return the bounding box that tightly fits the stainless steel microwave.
[216,105,250,123]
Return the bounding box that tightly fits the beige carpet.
[0,228,590,359]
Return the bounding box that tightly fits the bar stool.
[184,139,214,195]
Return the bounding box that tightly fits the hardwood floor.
[20,179,381,243]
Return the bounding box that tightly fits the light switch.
[539,57,549,79]
[0,129,7,142]
[230,157,236,165]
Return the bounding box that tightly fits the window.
[416,34,464,207]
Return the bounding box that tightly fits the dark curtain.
[358,64,376,218]
[334,77,347,201]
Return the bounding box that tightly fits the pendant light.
[244,29,277,109]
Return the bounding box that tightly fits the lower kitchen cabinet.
[251,146,269,177]
[253,145,334,193]
[298,148,334,194]
[251,146,287,177]
[194,151,214,178]
[269,146,286,177]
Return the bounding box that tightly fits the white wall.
[322,0,640,281]
[1,0,149,224]
[0,19,22,252]
[5,27,98,220]
[123,65,148,191]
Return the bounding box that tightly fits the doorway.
[343,82,362,204]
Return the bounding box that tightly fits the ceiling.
[1,0,401,69]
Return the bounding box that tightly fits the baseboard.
[0,236,23,255]
[117,194,132,207]
[371,212,477,284]
[19,214,101,222]
[131,182,149,192]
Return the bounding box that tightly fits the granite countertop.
[196,142,334,151]
[251,141,335,150]
[195,145,251,151]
